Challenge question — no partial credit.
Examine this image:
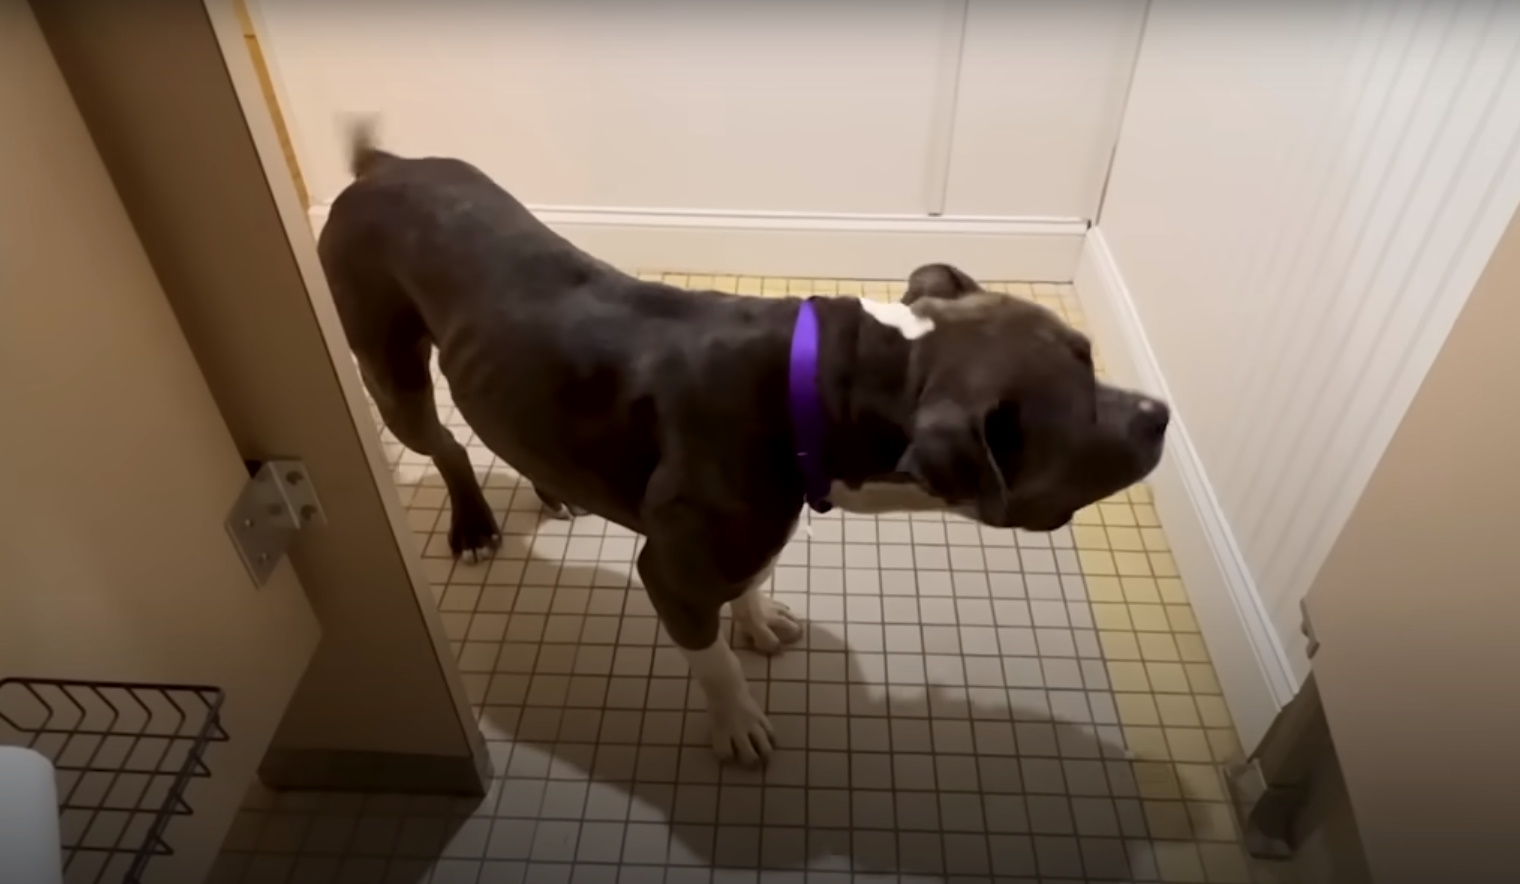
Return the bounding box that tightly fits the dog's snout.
[1133,398,1171,441]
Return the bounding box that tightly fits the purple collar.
[789,298,833,513]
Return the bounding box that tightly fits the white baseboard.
[306,203,1086,282]
[1075,228,1299,755]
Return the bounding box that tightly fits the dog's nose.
[1133,398,1171,441]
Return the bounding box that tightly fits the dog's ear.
[896,400,1013,514]
[903,264,981,305]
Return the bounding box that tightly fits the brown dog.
[318,125,1169,763]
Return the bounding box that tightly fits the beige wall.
[1291,739,1374,884]
[1304,198,1520,879]
[0,4,321,877]
[34,0,484,769]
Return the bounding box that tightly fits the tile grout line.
[216,279,1262,884]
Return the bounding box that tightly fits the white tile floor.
[211,279,1292,884]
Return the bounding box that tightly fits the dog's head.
[891,263,1169,531]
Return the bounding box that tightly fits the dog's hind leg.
[320,218,501,559]
[358,337,502,562]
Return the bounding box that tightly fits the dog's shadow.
[455,539,1222,882]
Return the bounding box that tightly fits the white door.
[0,3,320,882]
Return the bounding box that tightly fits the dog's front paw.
[732,596,803,655]
[449,497,501,563]
[708,693,774,766]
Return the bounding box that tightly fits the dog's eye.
[1071,338,1094,369]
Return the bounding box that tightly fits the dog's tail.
[345,115,395,179]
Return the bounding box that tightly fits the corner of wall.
[310,201,1087,281]
[1073,227,1300,754]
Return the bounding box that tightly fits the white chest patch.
[859,299,936,339]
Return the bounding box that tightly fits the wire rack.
[0,678,228,884]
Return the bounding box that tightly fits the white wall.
[250,0,1142,277]
[261,0,950,215]
[1084,0,1520,733]
[945,0,1144,217]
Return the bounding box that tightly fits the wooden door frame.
[231,0,310,211]
[34,0,489,794]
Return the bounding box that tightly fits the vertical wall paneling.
[1200,0,1383,444]
[1226,1,1471,529]
[1097,0,1520,677]
[1266,9,1520,620]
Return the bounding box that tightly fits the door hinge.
[226,459,326,586]
[1299,598,1320,658]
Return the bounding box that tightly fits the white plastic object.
[0,746,64,884]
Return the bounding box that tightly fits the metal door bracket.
[1299,598,1321,658]
[226,459,325,586]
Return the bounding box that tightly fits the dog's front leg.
[684,629,774,765]
[637,545,776,765]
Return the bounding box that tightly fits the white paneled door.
[249,0,1144,220]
